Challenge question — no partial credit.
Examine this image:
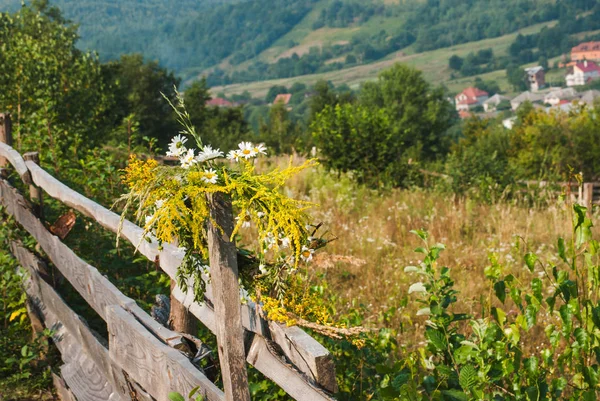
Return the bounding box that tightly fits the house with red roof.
[571,41,600,62]
[566,60,600,87]
[454,87,489,111]
[206,97,234,108]
[273,93,292,105]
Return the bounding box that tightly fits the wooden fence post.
[0,113,12,168]
[23,152,43,219]
[583,182,594,210]
[170,279,199,334]
[206,193,251,401]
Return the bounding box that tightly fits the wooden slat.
[0,180,135,320]
[23,161,337,393]
[15,243,129,400]
[52,372,78,401]
[246,335,335,401]
[106,305,225,401]
[0,142,31,183]
[61,358,119,401]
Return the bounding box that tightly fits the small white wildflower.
[252,143,267,156]
[144,214,154,228]
[166,135,188,157]
[257,211,265,218]
[236,212,252,228]
[278,234,290,249]
[238,141,257,159]
[154,199,165,209]
[201,168,218,184]
[227,149,242,161]
[196,145,224,163]
[300,245,314,262]
[180,149,197,169]
[259,264,267,274]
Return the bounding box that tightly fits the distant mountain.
[1,0,599,89]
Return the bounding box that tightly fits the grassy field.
[210,20,558,97]
[254,156,581,345]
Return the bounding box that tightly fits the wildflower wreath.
[118,92,338,327]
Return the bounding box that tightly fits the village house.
[571,41,600,62]
[524,66,545,91]
[566,60,600,87]
[544,87,579,106]
[206,97,234,108]
[273,93,292,105]
[454,87,489,111]
[483,94,510,112]
[510,91,545,111]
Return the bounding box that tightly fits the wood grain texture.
[0,180,135,321]
[0,113,12,168]
[15,163,337,393]
[246,335,335,401]
[0,142,31,183]
[52,372,78,401]
[206,193,251,401]
[107,305,225,401]
[15,242,130,400]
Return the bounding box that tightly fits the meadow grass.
[255,156,583,348]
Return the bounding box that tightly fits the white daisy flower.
[236,212,252,228]
[202,168,218,184]
[300,245,314,262]
[166,135,188,157]
[227,149,242,161]
[196,145,224,163]
[154,199,165,209]
[180,149,197,169]
[278,234,290,249]
[144,214,154,228]
[259,264,267,274]
[238,141,257,159]
[252,143,267,156]
[265,232,276,249]
[257,211,265,218]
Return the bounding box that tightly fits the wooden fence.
[0,113,337,401]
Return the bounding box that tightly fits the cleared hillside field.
[210,21,558,97]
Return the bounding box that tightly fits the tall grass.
[256,156,583,348]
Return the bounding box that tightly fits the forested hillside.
[1,0,599,85]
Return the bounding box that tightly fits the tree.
[506,65,528,91]
[259,103,301,154]
[359,64,455,162]
[102,54,180,147]
[0,1,113,163]
[448,55,464,71]
[313,64,455,187]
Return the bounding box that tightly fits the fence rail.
[0,113,336,401]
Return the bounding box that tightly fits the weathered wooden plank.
[0,113,13,169]
[0,142,31,183]
[14,242,130,400]
[0,180,135,320]
[52,372,78,401]
[21,163,337,393]
[246,335,335,401]
[267,322,337,393]
[61,357,119,401]
[206,194,251,401]
[106,305,225,401]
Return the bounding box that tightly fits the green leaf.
[492,307,506,326]
[459,365,478,390]
[441,389,468,401]
[168,392,185,401]
[524,253,538,272]
[410,229,428,241]
[525,304,537,329]
[494,281,506,303]
[574,327,590,349]
[425,329,447,351]
[557,237,567,263]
